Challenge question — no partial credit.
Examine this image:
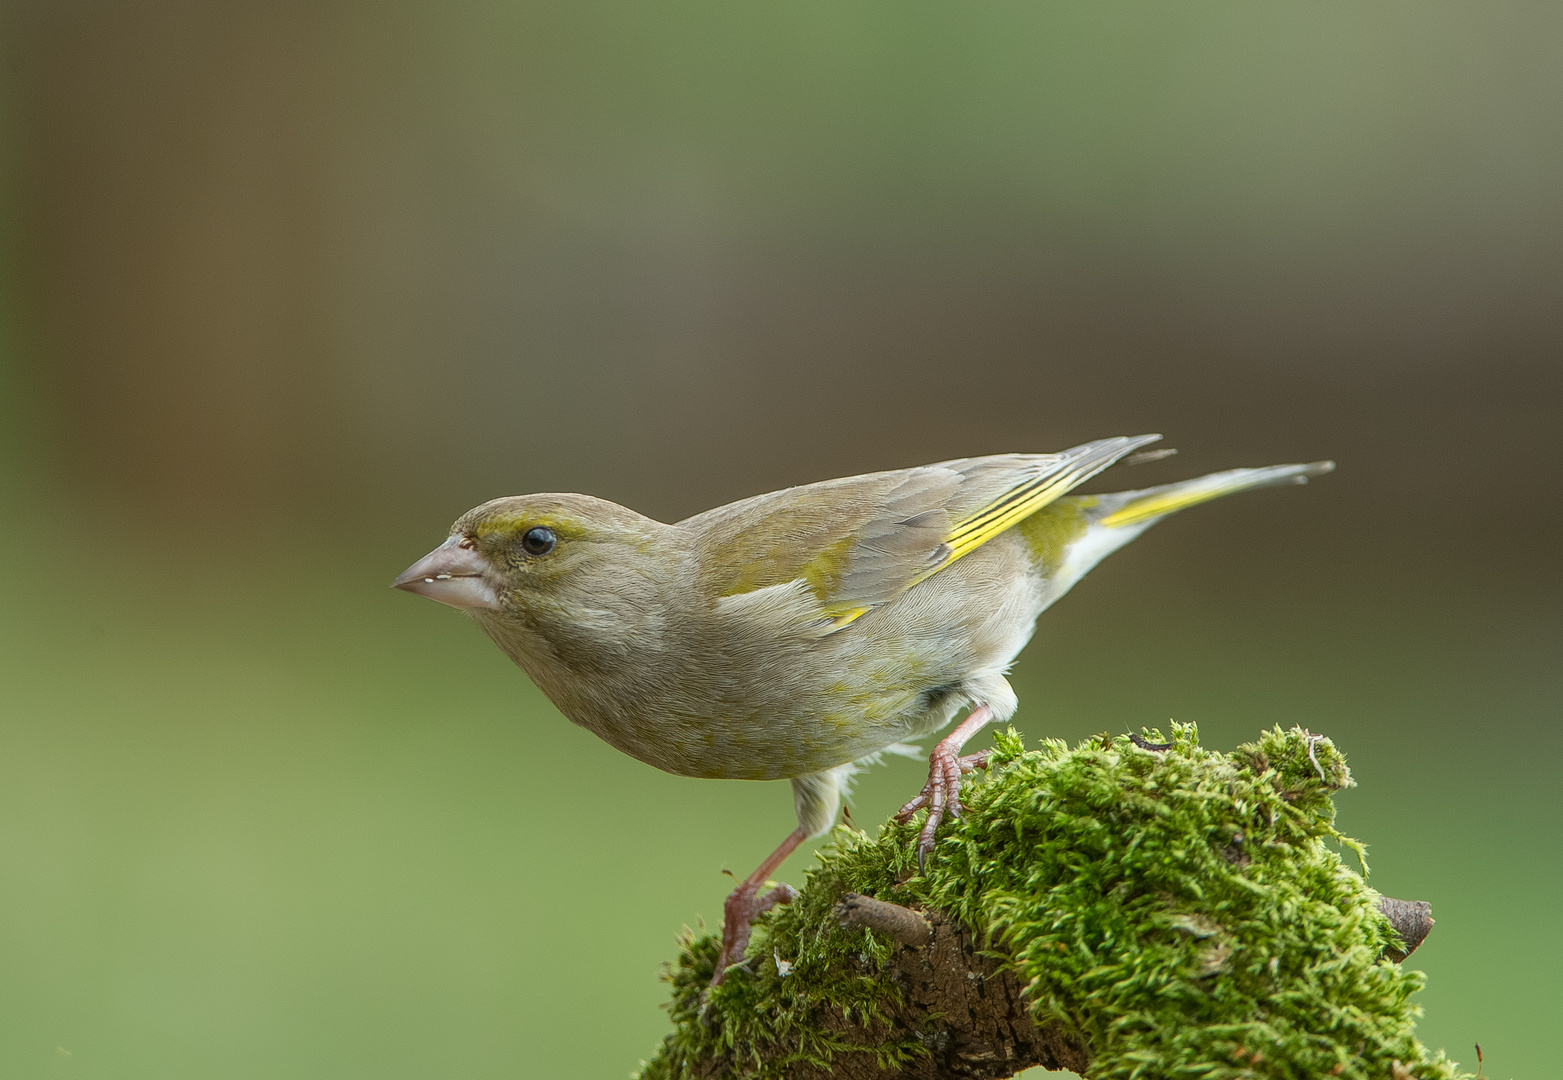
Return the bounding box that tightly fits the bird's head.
[393,493,674,631]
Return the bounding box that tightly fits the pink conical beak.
[393,535,501,611]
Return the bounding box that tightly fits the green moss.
[638,726,1470,1080]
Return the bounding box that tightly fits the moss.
[638,726,1470,1080]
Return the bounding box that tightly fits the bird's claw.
[712,880,798,986]
[895,748,992,870]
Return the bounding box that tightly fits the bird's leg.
[712,826,807,986]
[895,705,995,870]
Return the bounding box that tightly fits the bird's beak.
[393,535,501,611]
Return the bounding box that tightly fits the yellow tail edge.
[1098,461,1335,529]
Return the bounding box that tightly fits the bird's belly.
[575,691,950,781]
[559,675,950,778]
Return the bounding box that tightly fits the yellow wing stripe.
[943,441,1154,549]
[944,476,1051,545]
[906,470,1087,586]
[946,478,1072,558]
[823,605,872,628]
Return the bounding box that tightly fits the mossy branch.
[638,726,1469,1080]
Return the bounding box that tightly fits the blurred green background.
[1,3,1559,1077]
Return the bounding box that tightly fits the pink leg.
[894,705,995,870]
[711,827,807,986]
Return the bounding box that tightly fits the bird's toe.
[712,880,798,986]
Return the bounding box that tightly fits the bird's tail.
[1021,458,1334,615]
[1091,460,1335,530]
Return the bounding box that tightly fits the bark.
[1378,897,1434,963]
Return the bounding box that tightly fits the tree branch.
[1378,897,1434,963]
[833,894,931,947]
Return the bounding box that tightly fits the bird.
[393,435,1332,983]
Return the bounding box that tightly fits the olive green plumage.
[395,436,1332,840]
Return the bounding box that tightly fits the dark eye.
[521,526,557,556]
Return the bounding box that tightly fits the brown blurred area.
[6,2,1562,560]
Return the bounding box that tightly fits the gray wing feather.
[829,435,1160,612]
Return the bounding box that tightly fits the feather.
[690,435,1161,628]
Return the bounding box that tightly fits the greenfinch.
[394,435,1331,981]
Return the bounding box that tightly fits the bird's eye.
[521,526,557,556]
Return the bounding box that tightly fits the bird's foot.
[712,879,798,986]
[708,827,808,986]
[894,747,992,870]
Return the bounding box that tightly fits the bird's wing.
[689,435,1160,629]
